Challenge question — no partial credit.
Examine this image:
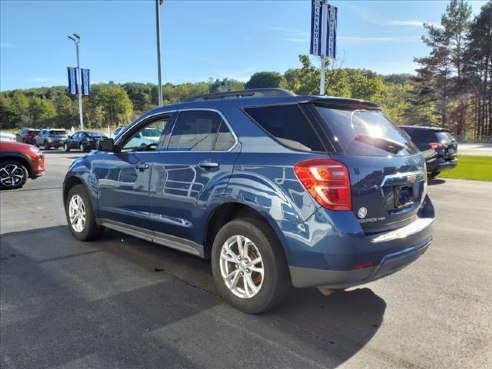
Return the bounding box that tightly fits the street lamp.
[156,0,163,106]
[67,33,84,130]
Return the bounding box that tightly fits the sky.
[0,0,488,91]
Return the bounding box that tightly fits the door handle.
[198,161,219,169]
[135,162,150,171]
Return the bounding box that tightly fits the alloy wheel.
[68,194,86,232]
[219,235,265,299]
[0,163,26,188]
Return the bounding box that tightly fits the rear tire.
[65,184,103,241]
[211,218,291,314]
[44,141,51,150]
[0,160,28,190]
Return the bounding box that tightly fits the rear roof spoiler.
[310,97,381,111]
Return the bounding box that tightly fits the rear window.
[401,128,435,143]
[436,131,455,143]
[315,106,417,156]
[244,104,324,152]
[50,130,67,135]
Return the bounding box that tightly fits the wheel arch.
[203,202,291,264]
[63,175,85,202]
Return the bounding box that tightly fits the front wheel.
[65,184,103,241]
[64,143,70,152]
[0,160,28,190]
[44,141,51,150]
[211,218,291,314]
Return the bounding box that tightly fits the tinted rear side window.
[245,105,325,152]
[315,106,418,156]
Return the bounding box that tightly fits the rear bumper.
[427,157,457,173]
[282,196,435,289]
[290,239,431,288]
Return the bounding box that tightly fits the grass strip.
[438,155,492,182]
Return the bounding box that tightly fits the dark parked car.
[34,129,69,150]
[63,89,434,313]
[16,128,41,144]
[400,126,458,178]
[64,130,108,152]
[0,140,45,189]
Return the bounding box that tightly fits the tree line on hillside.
[1,0,489,141]
[413,0,491,140]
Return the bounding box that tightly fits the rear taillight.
[294,159,352,211]
[429,142,447,149]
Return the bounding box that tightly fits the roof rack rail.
[186,88,295,102]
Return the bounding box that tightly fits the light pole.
[68,33,84,130]
[155,0,163,106]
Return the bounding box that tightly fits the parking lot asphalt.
[1,151,491,369]
[458,143,492,156]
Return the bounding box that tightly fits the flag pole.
[320,0,329,95]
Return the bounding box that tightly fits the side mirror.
[67,135,72,139]
[98,138,114,152]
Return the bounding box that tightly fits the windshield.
[315,106,418,156]
[50,130,67,135]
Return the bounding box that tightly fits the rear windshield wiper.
[354,134,405,154]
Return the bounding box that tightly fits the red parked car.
[0,141,45,190]
[16,128,41,145]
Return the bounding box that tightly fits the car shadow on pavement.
[428,178,446,186]
[1,226,385,369]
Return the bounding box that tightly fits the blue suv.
[63,89,434,313]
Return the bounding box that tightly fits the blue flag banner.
[81,68,91,96]
[310,1,322,56]
[326,4,337,59]
[67,67,77,95]
[310,1,337,59]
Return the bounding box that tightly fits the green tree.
[347,70,385,102]
[415,0,473,132]
[29,96,57,127]
[53,94,76,127]
[245,72,287,89]
[0,99,21,129]
[464,1,492,139]
[8,91,30,124]
[284,55,320,95]
[123,83,153,112]
[325,68,351,97]
[209,78,244,93]
[89,84,133,127]
[381,83,413,124]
